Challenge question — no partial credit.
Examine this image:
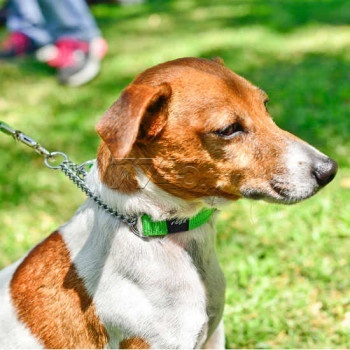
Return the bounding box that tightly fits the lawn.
[0,0,349,348]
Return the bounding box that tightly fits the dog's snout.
[277,142,338,204]
[312,157,338,187]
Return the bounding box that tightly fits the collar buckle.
[128,218,148,239]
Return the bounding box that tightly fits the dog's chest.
[66,221,225,348]
[184,236,226,337]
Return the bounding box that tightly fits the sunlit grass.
[217,171,350,347]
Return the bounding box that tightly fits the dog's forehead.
[132,58,267,127]
[134,58,259,97]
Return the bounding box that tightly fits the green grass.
[0,0,349,348]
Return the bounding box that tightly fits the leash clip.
[0,121,52,158]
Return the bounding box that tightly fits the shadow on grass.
[95,0,350,34]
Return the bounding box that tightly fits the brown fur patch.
[96,82,172,194]
[96,83,171,160]
[97,142,139,193]
[120,338,150,349]
[10,231,108,348]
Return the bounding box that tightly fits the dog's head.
[96,57,337,204]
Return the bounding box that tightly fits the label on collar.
[166,218,190,233]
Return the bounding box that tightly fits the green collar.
[139,208,215,237]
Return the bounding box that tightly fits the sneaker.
[36,37,108,87]
[0,32,38,59]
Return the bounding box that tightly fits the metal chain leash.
[0,121,140,235]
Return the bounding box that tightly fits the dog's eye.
[214,122,245,139]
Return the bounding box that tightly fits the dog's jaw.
[86,164,207,222]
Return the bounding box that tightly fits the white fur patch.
[281,141,327,200]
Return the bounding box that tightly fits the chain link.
[0,121,140,236]
[59,160,138,227]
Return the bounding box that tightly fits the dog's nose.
[313,157,338,187]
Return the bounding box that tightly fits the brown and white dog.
[0,58,337,349]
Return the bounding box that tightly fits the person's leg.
[35,0,107,86]
[0,0,52,58]
[37,0,101,42]
[7,0,52,46]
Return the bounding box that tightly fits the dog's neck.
[86,164,207,222]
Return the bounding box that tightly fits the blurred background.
[0,0,349,348]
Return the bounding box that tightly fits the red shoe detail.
[46,38,90,68]
[1,32,33,56]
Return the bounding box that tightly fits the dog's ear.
[96,83,172,159]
